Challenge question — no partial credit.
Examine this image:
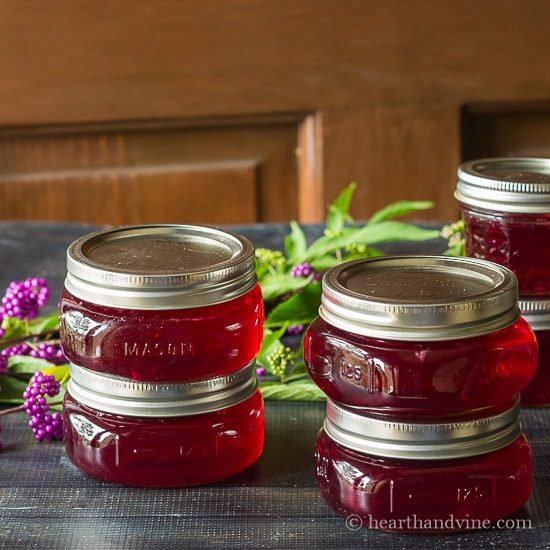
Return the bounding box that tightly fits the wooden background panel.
[462,103,550,160]
[1,1,550,222]
[0,163,258,226]
[3,1,550,121]
[0,115,319,224]
[323,107,462,222]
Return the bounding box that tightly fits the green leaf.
[7,355,53,375]
[265,283,322,328]
[43,364,70,385]
[0,317,28,344]
[368,200,435,225]
[259,380,326,401]
[257,325,288,369]
[0,364,69,408]
[326,183,357,233]
[42,364,69,411]
[341,247,386,262]
[284,360,309,382]
[259,273,311,302]
[302,221,439,262]
[443,243,466,257]
[28,310,60,334]
[309,255,341,271]
[0,374,29,404]
[284,221,308,262]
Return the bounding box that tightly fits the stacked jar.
[456,157,550,406]
[304,256,537,531]
[59,224,265,487]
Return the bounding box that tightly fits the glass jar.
[63,362,264,487]
[520,298,550,407]
[59,224,264,382]
[59,224,265,486]
[304,256,538,415]
[455,157,550,297]
[315,398,531,532]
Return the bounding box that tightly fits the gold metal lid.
[320,255,519,341]
[456,157,550,213]
[520,297,550,330]
[65,224,257,309]
[324,398,522,460]
[67,361,258,417]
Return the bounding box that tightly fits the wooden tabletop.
[0,221,549,550]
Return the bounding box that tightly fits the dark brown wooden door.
[2,1,550,225]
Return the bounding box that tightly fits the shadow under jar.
[59,224,265,486]
[304,256,538,416]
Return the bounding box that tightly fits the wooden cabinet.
[1,1,550,225]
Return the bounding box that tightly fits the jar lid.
[65,224,257,309]
[519,298,550,330]
[455,157,550,213]
[67,361,258,417]
[324,398,522,460]
[320,255,519,341]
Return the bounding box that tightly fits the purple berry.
[0,277,50,320]
[23,372,63,442]
[290,263,313,278]
[1,341,66,367]
[0,355,7,375]
[287,324,305,335]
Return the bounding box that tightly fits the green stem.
[0,403,25,416]
[0,400,63,417]
[0,329,60,348]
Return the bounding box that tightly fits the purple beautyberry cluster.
[0,277,50,321]
[0,342,66,375]
[290,262,313,278]
[290,262,321,284]
[22,372,63,442]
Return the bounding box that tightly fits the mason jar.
[63,361,264,487]
[519,297,550,407]
[304,256,538,415]
[455,157,550,297]
[315,398,531,532]
[59,224,265,485]
[59,224,264,382]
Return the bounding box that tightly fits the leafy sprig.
[255,182,455,400]
[0,310,68,408]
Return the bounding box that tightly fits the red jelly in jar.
[63,362,264,487]
[59,224,264,382]
[455,157,550,297]
[304,256,538,416]
[519,298,550,407]
[316,398,531,532]
[59,224,265,486]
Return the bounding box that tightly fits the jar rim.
[320,255,519,341]
[323,398,522,460]
[456,157,550,213]
[67,361,258,417]
[65,224,257,309]
[520,297,550,330]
